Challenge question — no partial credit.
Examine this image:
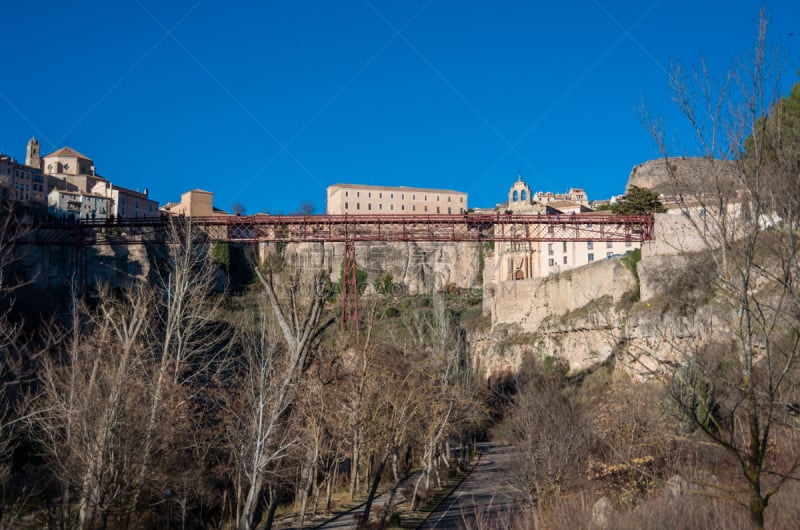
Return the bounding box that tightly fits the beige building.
[160,189,217,217]
[30,140,159,218]
[326,184,467,215]
[495,175,640,280]
[0,147,46,204]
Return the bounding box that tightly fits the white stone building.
[47,189,111,221]
[326,184,467,215]
[493,175,640,281]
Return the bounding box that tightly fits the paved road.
[418,443,522,530]
[313,443,521,530]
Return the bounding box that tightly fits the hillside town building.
[8,138,160,219]
[161,189,219,217]
[0,150,46,204]
[494,175,640,280]
[326,184,467,215]
[47,189,111,221]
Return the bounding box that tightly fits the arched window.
[513,190,519,201]
[521,190,527,201]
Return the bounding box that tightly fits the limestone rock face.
[17,242,157,292]
[473,259,635,377]
[626,157,737,194]
[275,241,483,293]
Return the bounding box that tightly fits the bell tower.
[26,137,41,169]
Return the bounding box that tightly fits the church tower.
[26,137,41,169]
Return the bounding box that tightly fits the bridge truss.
[20,213,654,343]
[23,212,653,246]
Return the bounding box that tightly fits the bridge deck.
[21,213,653,246]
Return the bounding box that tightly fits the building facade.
[33,141,159,218]
[160,189,216,217]
[326,184,467,215]
[0,150,46,204]
[47,190,111,221]
[495,175,640,280]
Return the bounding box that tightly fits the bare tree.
[228,257,330,530]
[642,10,800,528]
[32,284,153,529]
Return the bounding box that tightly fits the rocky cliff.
[271,240,483,293]
[470,212,725,380]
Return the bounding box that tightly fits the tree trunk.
[263,485,279,530]
[361,450,389,527]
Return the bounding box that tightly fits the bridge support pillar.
[341,240,359,344]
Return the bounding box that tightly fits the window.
[513,190,519,201]
[448,207,451,214]
[562,241,567,252]
[460,197,464,202]
[563,256,568,264]
[412,205,416,211]
[548,243,554,255]
[625,240,632,247]
[390,204,394,210]
[357,203,360,210]
[424,206,428,212]
[607,252,613,259]
[521,190,527,201]
[391,193,394,199]
[402,194,405,200]
[425,195,428,200]
[587,241,593,250]
[588,253,594,262]
[402,205,405,211]
[437,195,440,201]
[548,258,555,267]
[606,241,613,248]
[379,193,382,198]
[357,192,360,197]
[345,191,348,197]
[345,202,349,209]
[412,194,415,200]
[368,192,371,198]
[368,204,371,210]
[379,204,382,210]
[448,196,451,202]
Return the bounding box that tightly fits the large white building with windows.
[326,184,467,215]
[494,175,640,281]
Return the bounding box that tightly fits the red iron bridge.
[21,212,654,246]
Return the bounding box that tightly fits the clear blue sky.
[1,1,798,213]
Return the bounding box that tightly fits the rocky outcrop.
[471,213,728,380]
[271,241,483,293]
[627,157,736,194]
[18,242,157,292]
[473,258,636,377]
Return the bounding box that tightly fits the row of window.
[344,190,464,203]
[343,202,463,214]
[548,240,633,254]
[13,169,42,180]
[547,252,618,267]
[512,190,528,201]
